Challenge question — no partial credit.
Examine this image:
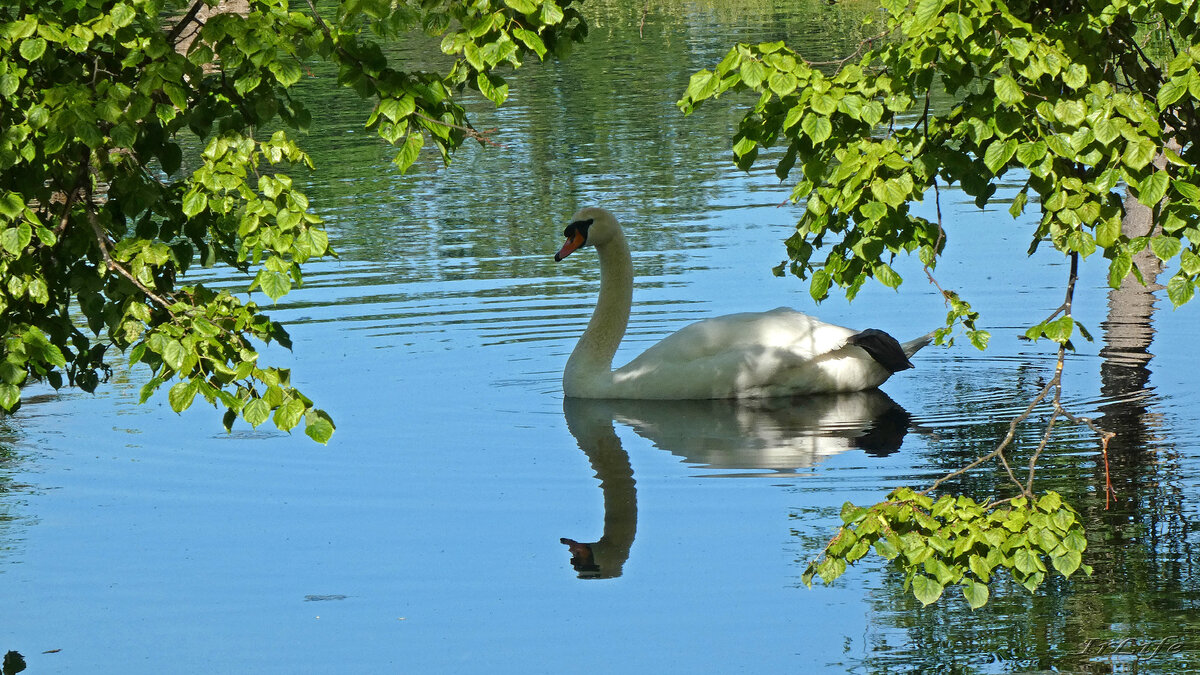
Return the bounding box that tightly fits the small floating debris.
[303,594,349,602]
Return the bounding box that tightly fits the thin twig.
[802,28,892,72]
[923,248,1117,509]
[83,182,176,313]
[412,111,504,148]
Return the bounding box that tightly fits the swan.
[553,207,935,399]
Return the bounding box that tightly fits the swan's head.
[554,207,620,262]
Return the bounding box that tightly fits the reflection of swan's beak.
[554,231,586,262]
[560,537,601,576]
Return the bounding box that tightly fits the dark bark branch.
[166,0,207,48]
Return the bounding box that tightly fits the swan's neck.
[565,232,632,395]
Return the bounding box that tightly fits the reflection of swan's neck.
[563,399,638,579]
[565,232,632,395]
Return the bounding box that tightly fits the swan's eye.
[563,218,594,241]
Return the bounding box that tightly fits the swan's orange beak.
[554,230,586,262]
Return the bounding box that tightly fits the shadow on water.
[559,392,911,579]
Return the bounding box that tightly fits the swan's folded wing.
[610,309,861,398]
[630,308,855,362]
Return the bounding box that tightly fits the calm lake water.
[4,2,1200,672]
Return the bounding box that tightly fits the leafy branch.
[0,0,589,440]
[803,490,1092,609]
[681,0,1200,606]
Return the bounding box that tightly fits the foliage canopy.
[682,0,1199,606]
[681,0,1200,349]
[0,0,586,441]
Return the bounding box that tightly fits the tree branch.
[83,182,176,313]
[923,250,1116,507]
[166,0,207,48]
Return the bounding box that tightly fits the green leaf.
[861,101,884,126]
[242,398,270,428]
[983,139,1017,174]
[304,409,336,444]
[162,340,187,372]
[816,555,847,583]
[1095,218,1120,248]
[1015,141,1046,167]
[961,579,989,609]
[273,398,306,431]
[1108,250,1132,287]
[0,228,24,255]
[1036,492,1063,512]
[476,72,509,106]
[1052,549,1082,577]
[540,0,563,24]
[19,37,47,61]
[1062,63,1087,90]
[504,0,538,13]
[1012,547,1040,575]
[912,574,944,605]
[182,190,207,217]
[767,70,798,97]
[968,553,991,582]
[1150,234,1182,261]
[394,132,424,174]
[1182,250,1200,276]
[1138,171,1169,206]
[840,503,868,524]
[874,263,902,289]
[0,382,20,410]
[256,270,291,301]
[810,268,831,301]
[1038,315,1074,342]
[801,115,832,144]
[1122,139,1156,171]
[512,28,546,59]
[871,177,910,207]
[168,379,199,412]
[1166,274,1195,306]
[1093,117,1120,145]
[994,75,1024,104]
[911,0,944,32]
[1062,529,1087,553]
[874,535,900,560]
[110,2,137,27]
[740,59,767,89]
[1158,75,1189,108]
[810,93,837,116]
[1053,99,1086,127]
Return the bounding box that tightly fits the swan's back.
[607,308,890,399]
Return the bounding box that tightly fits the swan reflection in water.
[559,391,912,579]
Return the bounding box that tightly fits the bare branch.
[165,0,207,48]
[924,250,1116,506]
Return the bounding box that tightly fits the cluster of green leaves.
[0,0,586,441]
[803,489,1091,609]
[679,0,1200,348]
[338,0,586,171]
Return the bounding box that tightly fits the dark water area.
[2,1,1199,672]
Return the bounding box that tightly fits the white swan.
[554,207,935,399]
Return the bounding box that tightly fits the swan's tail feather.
[848,329,914,373]
[901,331,938,358]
